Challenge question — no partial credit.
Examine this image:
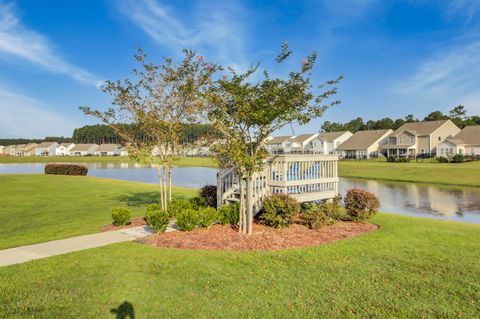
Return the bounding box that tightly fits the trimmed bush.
[437,156,449,163]
[302,209,330,229]
[217,203,240,225]
[198,207,218,228]
[111,207,131,226]
[45,163,88,176]
[189,196,207,209]
[386,156,397,163]
[145,204,170,233]
[301,199,346,229]
[176,208,200,231]
[343,189,380,221]
[259,194,300,228]
[199,185,217,207]
[451,154,466,163]
[169,199,194,218]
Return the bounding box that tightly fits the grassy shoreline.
[0,213,478,318]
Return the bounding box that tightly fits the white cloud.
[0,3,102,87]
[0,89,79,138]
[446,0,480,22]
[119,0,249,71]
[392,40,480,97]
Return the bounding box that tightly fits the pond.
[1,163,480,223]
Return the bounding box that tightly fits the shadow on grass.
[111,301,135,319]
[113,191,191,207]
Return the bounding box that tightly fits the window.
[410,137,415,144]
[438,136,441,141]
[398,137,403,144]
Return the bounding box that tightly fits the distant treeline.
[0,136,72,146]
[72,123,222,144]
[322,105,480,133]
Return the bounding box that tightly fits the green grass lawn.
[0,213,478,318]
[339,160,480,187]
[0,155,217,167]
[0,175,197,249]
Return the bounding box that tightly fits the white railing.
[217,154,339,214]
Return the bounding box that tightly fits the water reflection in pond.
[1,163,479,223]
[339,178,480,223]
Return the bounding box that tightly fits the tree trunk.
[237,174,245,234]
[163,163,168,211]
[157,166,164,211]
[168,165,172,203]
[246,176,254,235]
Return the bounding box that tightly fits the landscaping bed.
[141,221,378,251]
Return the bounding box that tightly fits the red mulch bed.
[141,221,378,251]
[101,217,146,232]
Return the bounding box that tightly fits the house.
[437,126,480,156]
[69,144,98,156]
[16,143,38,156]
[288,134,323,154]
[119,147,128,157]
[5,145,17,156]
[94,144,123,156]
[336,129,393,159]
[265,136,294,154]
[0,145,4,154]
[56,143,76,156]
[381,120,460,157]
[317,131,353,155]
[35,142,59,156]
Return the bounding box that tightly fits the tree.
[423,111,448,121]
[207,43,342,235]
[80,49,216,211]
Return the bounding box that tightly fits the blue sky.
[1,0,480,138]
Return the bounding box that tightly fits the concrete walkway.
[0,225,174,267]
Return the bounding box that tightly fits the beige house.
[437,126,480,156]
[265,136,294,154]
[336,129,393,159]
[69,144,98,156]
[94,144,123,156]
[381,120,460,157]
[16,143,38,156]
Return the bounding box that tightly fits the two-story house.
[265,136,294,154]
[336,129,393,159]
[381,120,461,157]
[317,131,353,155]
[437,126,480,156]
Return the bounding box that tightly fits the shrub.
[259,194,300,228]
[169,199,194,218]
[397,157,410,163]
[343,189,380,221]
[451,154,466,163]
[199,185,217,207]
[217,203,240,225]
[300,202,317,212]
[386,156,397,163]
[437,156,449,163]
[176,208,200,231]
[301,199,346,229]
[45,163,88,176]
[302,209,330,229]
[189,196,207,209]
[145,204,170,233]
[198,207,218,228]
[110,207,131,226]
